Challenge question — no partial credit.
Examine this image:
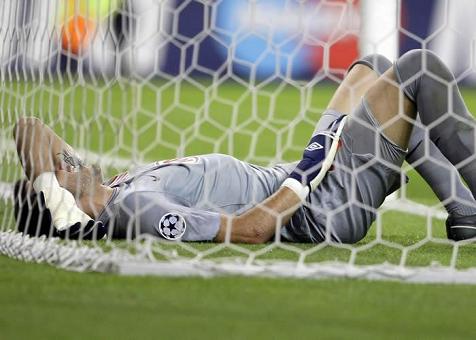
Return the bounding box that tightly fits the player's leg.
[308,54,388,153]
[347,55,476,218]
[364,49,476,239]
[313,54,388,132]
[407,124,476,217]
[393,49,476,197]
[288,50,476,242]
[325,53,413,156]
[318,51,476,242]
[327,55,383,114]
[366,49,476,163]
[289,55,400,243]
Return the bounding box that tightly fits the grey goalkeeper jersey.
[97,154,305,241]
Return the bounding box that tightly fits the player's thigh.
[344,98,407,170]
[308,132,402,244]
[327,64,379,114]
[364,69,416,149]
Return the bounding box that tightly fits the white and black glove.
[282,115,348,201]
[33,172,106,239]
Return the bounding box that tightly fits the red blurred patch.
[307,0,360,74]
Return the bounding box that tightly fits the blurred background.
[1,0,475,84]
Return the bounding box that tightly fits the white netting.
[1,0,476,283]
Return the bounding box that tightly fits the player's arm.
[14,117,97,233]
[214,59,381,244]
[214,186,301,243]
[14,116,83,181]
[215,114,347,244]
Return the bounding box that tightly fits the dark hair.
[13,179,57,237]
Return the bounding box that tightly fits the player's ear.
[13,179,56,237]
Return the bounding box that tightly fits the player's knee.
[395,49,424,87]
[395,49,454,103]
[350,54,392,76]
[396,49,454,83]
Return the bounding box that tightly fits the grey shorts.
[282,100,407,243]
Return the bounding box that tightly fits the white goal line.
[0,230,474,284]
[115,260,476,285]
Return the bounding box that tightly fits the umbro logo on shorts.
[305,142,324,151]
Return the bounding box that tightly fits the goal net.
[1,0,476,284]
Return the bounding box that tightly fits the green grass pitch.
[1,81,476,338]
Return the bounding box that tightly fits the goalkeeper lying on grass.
[13,49,476,243]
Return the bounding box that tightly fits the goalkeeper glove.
[282,115,348,201]
[33,172,106,239]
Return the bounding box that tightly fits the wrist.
[32,172,59,193]
[281,178,309,202]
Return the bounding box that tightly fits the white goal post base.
[116,260,476,285]
[2,230,475,285]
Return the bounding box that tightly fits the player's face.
[56,164,103,198]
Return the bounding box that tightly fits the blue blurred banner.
[163,0,450,80]
[399,0,437,54]
[400,0,476,83]
[4,0,475,83]
[163,0,360,80]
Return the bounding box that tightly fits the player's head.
[56,163,104,199]
[13,179,56,237]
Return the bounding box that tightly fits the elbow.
[15,116,41,129]
[248,225,270,244]
[217,215,274,244]
[14,116,41,146]
[233,218,270,244]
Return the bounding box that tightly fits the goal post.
[1,0,475,284]
[360,0,399,61]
